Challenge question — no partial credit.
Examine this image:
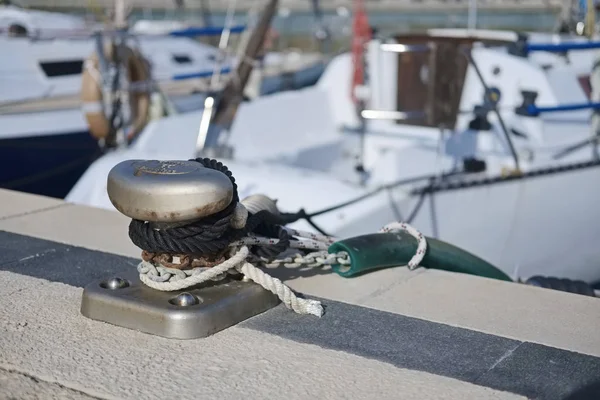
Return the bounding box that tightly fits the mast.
[350,0,371,105]
[583,0,596,38]
[199,0,212,29]
[214,0,278,126]
[101,0,129,148]
[311,0,331,54]
[556,0,576,33]
[196,0,279,156]
[199,0,216,46]
[114,0,127,29]
[467,0,477,32]
[350,0,372,184]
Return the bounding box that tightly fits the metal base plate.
[81,271,279,339]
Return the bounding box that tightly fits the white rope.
[230,202,249,229]
[138,246,249,291]
[380,221,427,270]
[239,261,324,316]
[137,261,233,283]
[283,227,337,245]
[137,219,427,317]
[241,194,280,215]
[84,59,103,87]
[138,245,324,317]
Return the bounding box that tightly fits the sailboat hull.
[331,165,600,283]
[0,130,99,199]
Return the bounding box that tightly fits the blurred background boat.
[64,0,600,285]
[0,0,329,198]
[3,0,600,285]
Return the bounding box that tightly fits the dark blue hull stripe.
[0,131,100,199]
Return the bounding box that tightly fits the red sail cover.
[350,0,371,104]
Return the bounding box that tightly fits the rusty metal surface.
[141,250,227,270]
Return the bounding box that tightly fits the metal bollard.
[107,159,234,227]
[80,159,279,339]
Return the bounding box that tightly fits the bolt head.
[104,277,129,290]
[171,292,199,307]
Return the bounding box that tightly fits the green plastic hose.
[328,231,512,281]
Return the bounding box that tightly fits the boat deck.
[0,188,599,400]
[0,53,326,116]
[0,80,211,116]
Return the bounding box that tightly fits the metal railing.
[21,0,565,10]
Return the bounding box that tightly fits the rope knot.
[230,202,248,229]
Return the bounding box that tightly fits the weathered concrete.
[286,266,600,358]
[0,368,96,400]
[0,189,598,399]
[1,189,599,357]
[0,189,65,221]
[0,189,138,258]
[0,271,523,400]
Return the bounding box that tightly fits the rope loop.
[380,222,427,270]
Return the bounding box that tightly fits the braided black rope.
[128,158,290,260]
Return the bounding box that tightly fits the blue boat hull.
[260,62,326,96]
[0,131,100,199]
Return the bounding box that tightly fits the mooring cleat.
[80,159,280,339]
[81,271,279,340]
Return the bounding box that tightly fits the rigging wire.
[461,47,521,171]
[280,170,461,236]
[105,40,124,149]
[210,0,239,91]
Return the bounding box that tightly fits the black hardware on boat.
[507,32,529,58]
[463,158,487,173]
[525,276,597,297]
[411,159,600,195]
[461,47,521,172]
[515,90,539,117]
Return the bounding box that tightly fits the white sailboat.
[0,0,326,198]
[66,25,600,286]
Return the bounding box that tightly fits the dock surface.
[0,188,599,399]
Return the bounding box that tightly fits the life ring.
[81,43,151,141]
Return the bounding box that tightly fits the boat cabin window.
[39,60,84,77]
[172,54,193,64]
[393,35,509,129]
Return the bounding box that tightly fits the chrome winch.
[80,159,280,340]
